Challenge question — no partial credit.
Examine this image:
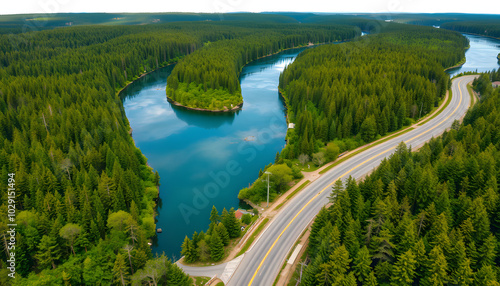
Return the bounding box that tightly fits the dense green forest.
[298,72,500,285]
[441,20,500,39]
[278,25,468,160]
[166,23,359,111]
[0,23,213,285]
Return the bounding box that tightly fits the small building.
[492,81,500,88]
[235,210,243,220]
[288,123,295,129]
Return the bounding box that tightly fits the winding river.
[447,33,500,76]
[121,32,500,259]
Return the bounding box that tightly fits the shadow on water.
[170,103,237,129]
[119,65,175,101]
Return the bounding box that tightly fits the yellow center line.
[247,77,466,285]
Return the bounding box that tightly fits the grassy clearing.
[237,218,269,257]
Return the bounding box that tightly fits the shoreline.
[116,61,178,97]
[166,96,243,112]
[164,38,353,112]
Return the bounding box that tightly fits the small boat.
[157,228,162,233]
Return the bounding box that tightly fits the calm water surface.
[121,48,307,258]
[447,34,500,77]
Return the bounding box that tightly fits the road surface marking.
[247,77,467,286]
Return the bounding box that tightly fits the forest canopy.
[166,23,360,111]
[278,24,468,159]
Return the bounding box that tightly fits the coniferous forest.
[0,23,210,285]
[166,23,359,111]
[300,71,500,285]
[278,24,468,159]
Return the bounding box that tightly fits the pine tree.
[329,179,344,204]
[365,271,379,286]
[353,246,372,283]
[217,222,230,246]
[451,258,473,286]
[329,245,352,285]
[309,207,328,254]
[181,236,195,263]
[36,235,61,270]
[478,234,497,267]
[210,231,224,262]
[165,261,191,285]
[210,205,219,224]
[113,253,129,286]
[391,250,417,286]
[422,246,448,286]
[474,265,498,285]
[226,207,241,238]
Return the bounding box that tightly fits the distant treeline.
[278,24,468,159]
[166,23,360,111]
[442,20,500,39]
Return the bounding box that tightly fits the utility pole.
[265,171,272,207]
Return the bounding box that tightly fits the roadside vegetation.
[181,206,256,264]
[297,70,500,285]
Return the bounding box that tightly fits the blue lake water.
[121,47,308,258]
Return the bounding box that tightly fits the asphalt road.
[226,75,477,286]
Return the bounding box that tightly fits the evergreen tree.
[217,222,230,246]
[36,235,61,270]
[181,236,195,263]
[210,232,224,262]
[113,253,129,286]
[422,246,448,286]
[391,250,417,286]
[210,206,219,224]
[225,207,241,238]
[353,246,372,284]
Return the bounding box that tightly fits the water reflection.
[447,34,500,77]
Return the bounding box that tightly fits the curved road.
[180,75,477,285]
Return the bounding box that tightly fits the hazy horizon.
[1,0,499,16]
